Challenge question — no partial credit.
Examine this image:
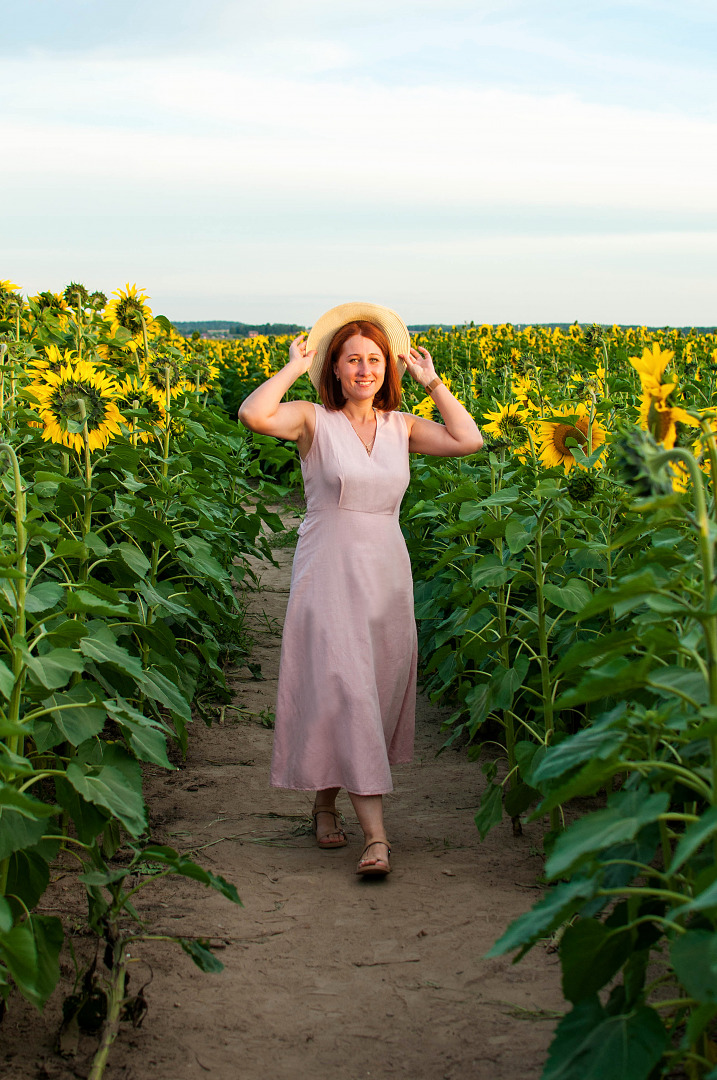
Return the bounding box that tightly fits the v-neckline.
[341,408,380,458]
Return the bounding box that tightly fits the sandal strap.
[359,840,391,859]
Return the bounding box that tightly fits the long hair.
[319,321,402,411]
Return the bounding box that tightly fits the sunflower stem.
[0,442,28,895]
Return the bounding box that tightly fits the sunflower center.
[115,297,147,335]
[498,414,528,445]
[553,420,589,456]
[50,382,107,430]
[647,400,673,443]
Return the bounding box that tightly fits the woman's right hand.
[288,334,316,376]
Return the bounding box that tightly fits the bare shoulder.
[396,410,417,434]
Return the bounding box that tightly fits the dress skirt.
[270,403,417,795]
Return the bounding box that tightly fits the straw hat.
[306,302,411,390]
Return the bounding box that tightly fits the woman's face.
[333,334,387,405]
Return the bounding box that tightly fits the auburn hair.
[319,321,402,412]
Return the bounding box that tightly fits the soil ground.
[3,515,564,1080]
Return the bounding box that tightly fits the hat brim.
[306,302,410,391]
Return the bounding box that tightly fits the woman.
[239,303,482,877]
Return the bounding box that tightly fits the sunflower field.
[3,278,717,1079]
[214,317,717,1079]
[0,280,290,1073]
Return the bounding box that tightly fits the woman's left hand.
[400,346,438,389]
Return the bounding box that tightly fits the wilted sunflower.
[115,373,167,443]
[482,402,533,459]
[537,404,606,472]
[28,359,123,453]
[105,284,154,344]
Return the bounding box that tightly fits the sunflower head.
[583,324,606,348]
[105,284,153,338]
[566,470,599,503]
[89,290,108,312]
[27,359,123,454]
[537,404,606,472]
[630,343,674,387]
[482,403,531,453]
[63,282,90,310]
[0,281,22,320]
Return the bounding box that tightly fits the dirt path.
[4,518,564,1080]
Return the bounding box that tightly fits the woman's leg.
[348,792,390,871]
[312,786,345,844]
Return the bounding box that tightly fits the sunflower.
[537,404,606,472]
[105,283,154,346]
[28,359,123,453]
[0,280,22,320]
[115,373,167,443]
[140,355,188,407]
[638,382,698,450]
[482,402,533,459]
[630,343,674,386]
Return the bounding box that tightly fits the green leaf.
[505,514,537,554]
[180,938,224,973]
[136,669,192,722]
[54,776,109,845]
[25,583,64,614]
[545,789,670,879]
[560,919,631,1003]
[503,782,539,818]
[477,486,522,507]
[138,583,190,617]
[5,849,50,918]
[135,845,241,904]
[66,586,132,617]
[0,898,12,933]
[474,782,503,840]
[25,648,85,690]
[647,667,708,706]
[471,555,512,588]
[66,752,146,838]
[532,725,628,784]
[42,683,106,745]
[543,579,592,614]
[0,808,51,862]
[0,783,56,819]
[106,699,173,769]
[543,998,668,1080]
[671,807,717,873]
[0,920,38,1004]
[117,542,151,579]
[30,915,64,1009]
[79,634,144,679]
[0,659,15,699]
[486,877,596,958]
[671,930,717,1003]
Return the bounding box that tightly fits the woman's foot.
[312,805,348,849]
[356,839,391,876]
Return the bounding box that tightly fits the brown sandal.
[356,840,391,877]
[312,806,348,849]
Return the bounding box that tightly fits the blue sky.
[2,0,716,325]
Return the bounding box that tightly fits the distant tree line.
[172,319,716,339]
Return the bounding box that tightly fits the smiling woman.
[238,301,482,878]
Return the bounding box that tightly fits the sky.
[2,0,716,326]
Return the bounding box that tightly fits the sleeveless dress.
[270,403,418,795]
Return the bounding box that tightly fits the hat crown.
[306,302,410,391]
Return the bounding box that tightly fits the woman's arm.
[238,335,317,454]
[399,346,483,457]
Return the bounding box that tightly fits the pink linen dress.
[270,403,417,795]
